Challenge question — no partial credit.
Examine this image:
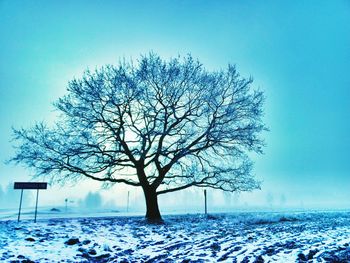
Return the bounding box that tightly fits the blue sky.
[0,0,349,210]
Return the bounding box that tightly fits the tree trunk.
[143,187,162,222]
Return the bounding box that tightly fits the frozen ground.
[1,211,350,262]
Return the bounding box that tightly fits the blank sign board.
[14,182,47,190]
[13,182,48,222]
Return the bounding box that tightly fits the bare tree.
[11,53,266,221]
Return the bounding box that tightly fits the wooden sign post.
[204,189,207,215]
[14,182,48,222]
[127,191,130,213]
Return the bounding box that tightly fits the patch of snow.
[1,211,350,262]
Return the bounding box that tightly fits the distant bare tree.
[83,191,102,209]
[11,53,266,221]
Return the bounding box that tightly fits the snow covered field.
[1,211,350,262]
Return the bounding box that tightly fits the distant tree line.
[0,183,33,209]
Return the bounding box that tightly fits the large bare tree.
[11,54,266,221]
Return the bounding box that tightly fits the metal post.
[127,191,130,212]
[17,189,24,222]
[204,189,207,215]
[34,189,39,223]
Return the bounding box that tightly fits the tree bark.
[143,187,162,222]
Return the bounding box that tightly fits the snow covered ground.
[1,211,350,262]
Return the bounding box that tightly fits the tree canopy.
[11,53,266,220]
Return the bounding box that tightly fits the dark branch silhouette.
[10,53,266,221]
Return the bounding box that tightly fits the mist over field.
[1,0,350,212]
